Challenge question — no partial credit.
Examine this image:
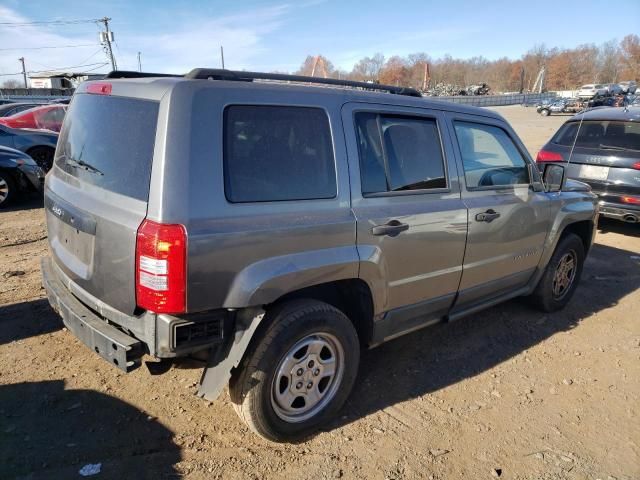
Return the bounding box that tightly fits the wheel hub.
[271,333,344,423]
[552,250,577,299]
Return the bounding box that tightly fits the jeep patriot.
[41,69,598,441]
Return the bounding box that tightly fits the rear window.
[552,120,640,150]
[224,105,336,202]
[55,94,159,201]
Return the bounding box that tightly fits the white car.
[577,84,608,98]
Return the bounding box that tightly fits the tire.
[0,170,17,208]
[530,233,585,312]
[540,108,550,116]
[230,299,360,442]
[27,146,54,172]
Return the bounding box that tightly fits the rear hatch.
[45,91,159,314]
[545,119,640,197]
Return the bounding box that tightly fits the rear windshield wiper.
[599,144,640,152]
[64,157,104,175]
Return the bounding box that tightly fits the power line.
[0,62,110,77]
[0,19,102,27]
[0,44,99,51]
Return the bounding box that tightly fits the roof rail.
[104,70,182,79]
[184,68,422,97]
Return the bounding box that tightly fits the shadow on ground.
[598,217,640,238]
[0,380,181,480]
[1,194,43,213]
[329,241,640,431]
[0,298,61,346]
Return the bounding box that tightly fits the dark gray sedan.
[0,124,58,171]
[0,145,44,207]
[536,107,640,223]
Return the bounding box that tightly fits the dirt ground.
[1,106,638,480]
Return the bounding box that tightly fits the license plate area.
[579,164,609,180]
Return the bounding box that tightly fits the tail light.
[136,219,187,314]
[536,150,564,162]
[86,82,112,95]
[632,162,640,171]
[621,195,640,205]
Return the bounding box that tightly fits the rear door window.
[354,112,447,194]
[55,94,159,201]
[454,121,529,188]
[224,105,336,202]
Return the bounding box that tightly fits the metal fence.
[0,88,73,103]
[426,92,558,107]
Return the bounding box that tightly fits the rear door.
[445,112,552,309]
[45,91,160,314]
[342,102,467,332]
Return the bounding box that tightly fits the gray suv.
[41,69,598,441]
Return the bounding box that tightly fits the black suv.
[537,107,640,223]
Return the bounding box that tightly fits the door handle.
[371,220,409,237]
[475,209,501,223]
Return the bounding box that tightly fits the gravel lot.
[1,105,638,480]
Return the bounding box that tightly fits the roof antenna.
[568,108,587,166]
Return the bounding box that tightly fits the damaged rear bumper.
[41,257,144,372]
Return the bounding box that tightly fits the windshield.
[54,94,159,201]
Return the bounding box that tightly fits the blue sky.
[1,0,638,80]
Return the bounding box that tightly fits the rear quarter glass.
[55,94,159,201]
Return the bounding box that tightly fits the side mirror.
[543,163,566,192]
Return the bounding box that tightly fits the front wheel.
[0,171,17,208]
[540,108,551,116]
[27,146,54,172]
[230,300,360,442]
[530,233,585,312]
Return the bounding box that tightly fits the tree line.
[294,34,640,93]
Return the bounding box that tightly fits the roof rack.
[102,69,422,97]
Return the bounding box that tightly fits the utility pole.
[220,46,225,69]
[99,17,117,71]
[18,57,27,88]
[137,51,142,72]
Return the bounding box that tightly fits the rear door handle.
[371,220,410,237]
[475,209,501,223]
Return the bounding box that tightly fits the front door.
[342,103,468,341]
[445,113,552,309]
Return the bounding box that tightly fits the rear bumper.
[41,256,229,366]
[41,257,144,372]
[598,200,640,222]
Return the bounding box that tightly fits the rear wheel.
[230,300,360,442]
[530,233,585,312]
[540,108,551,116]
[27,146,54,172]
[0,170,17,208]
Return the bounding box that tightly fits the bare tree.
[1,79,21,88]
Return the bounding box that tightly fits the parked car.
[618,80,637,94]
[0,102,45,117]
[536,107,640,223]
[0,104,67,132]
[0,145,45,208]
[0,124,58,171]
[605,83,623,95]
[41,70,598,442]
[577,84,608,98]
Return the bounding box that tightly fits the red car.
[0,104,67,132]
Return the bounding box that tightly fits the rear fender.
[222,246,360,308]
